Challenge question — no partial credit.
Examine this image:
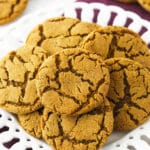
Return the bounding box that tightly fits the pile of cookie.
[116,0,150,12]
[0,17,150,150]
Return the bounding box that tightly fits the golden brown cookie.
[81,26,150,71]
[116,0,136,3]
[0,45,49,114]
[137,0,150,12]
[26,17,100,55]
[42,99,113,150]
[0,0,27,25]
[18,108,43,138]
[105,58,150,131]
[36,48,110,115]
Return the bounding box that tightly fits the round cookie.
[81,26,150,71]
[116,0,136,3]
[0,0,27,25]
[0,45,49,114]
[26,16,100,55]
[18,108,43,138]
[105,58,150,131]
[36,48,110,115]
[137,0,150,12]
[42,99,113,150]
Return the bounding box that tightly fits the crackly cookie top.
[42,99,113,150]
[36,48,110,115]
[137,0,150,12]
[18,108,43,138]
[0,45,49,114]
[81,26,150,70]
[0,0,27,25]
[105,57,150,131]
[26,16,100,55]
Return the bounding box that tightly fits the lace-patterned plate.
[0,2,150,150]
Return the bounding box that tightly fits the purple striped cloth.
[77,0,150,21]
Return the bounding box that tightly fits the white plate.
[0,2,150,150]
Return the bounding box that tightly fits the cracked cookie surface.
[0,0,27,25]
[105,58,150,131]
[18,108,43,138]
[81,26,150,70]
[0,45,49,114]
[36,48,110,115]
[42,99,113,150]
[26,17,100,55]
[137,0,150,12]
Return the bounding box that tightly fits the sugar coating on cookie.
[18,108,43,138]
[36,48,110,115]
[137,0,150,12]
[42,99,113,150]
[0,0,27,25]
[26,17,100,55]
[81,26,150,70]
[0,45,49,114]
[105,58,150,131]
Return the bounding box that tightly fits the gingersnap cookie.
[26,17,100,55]
[105,58,150,131]
[42,99,113,150]
[18,108,43,138]
[0,45,49,114]
[137,0,150,12]
[81,26,150,71]
[36,48,110,115]
[116,0,136,3]
[0,0,27,25]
